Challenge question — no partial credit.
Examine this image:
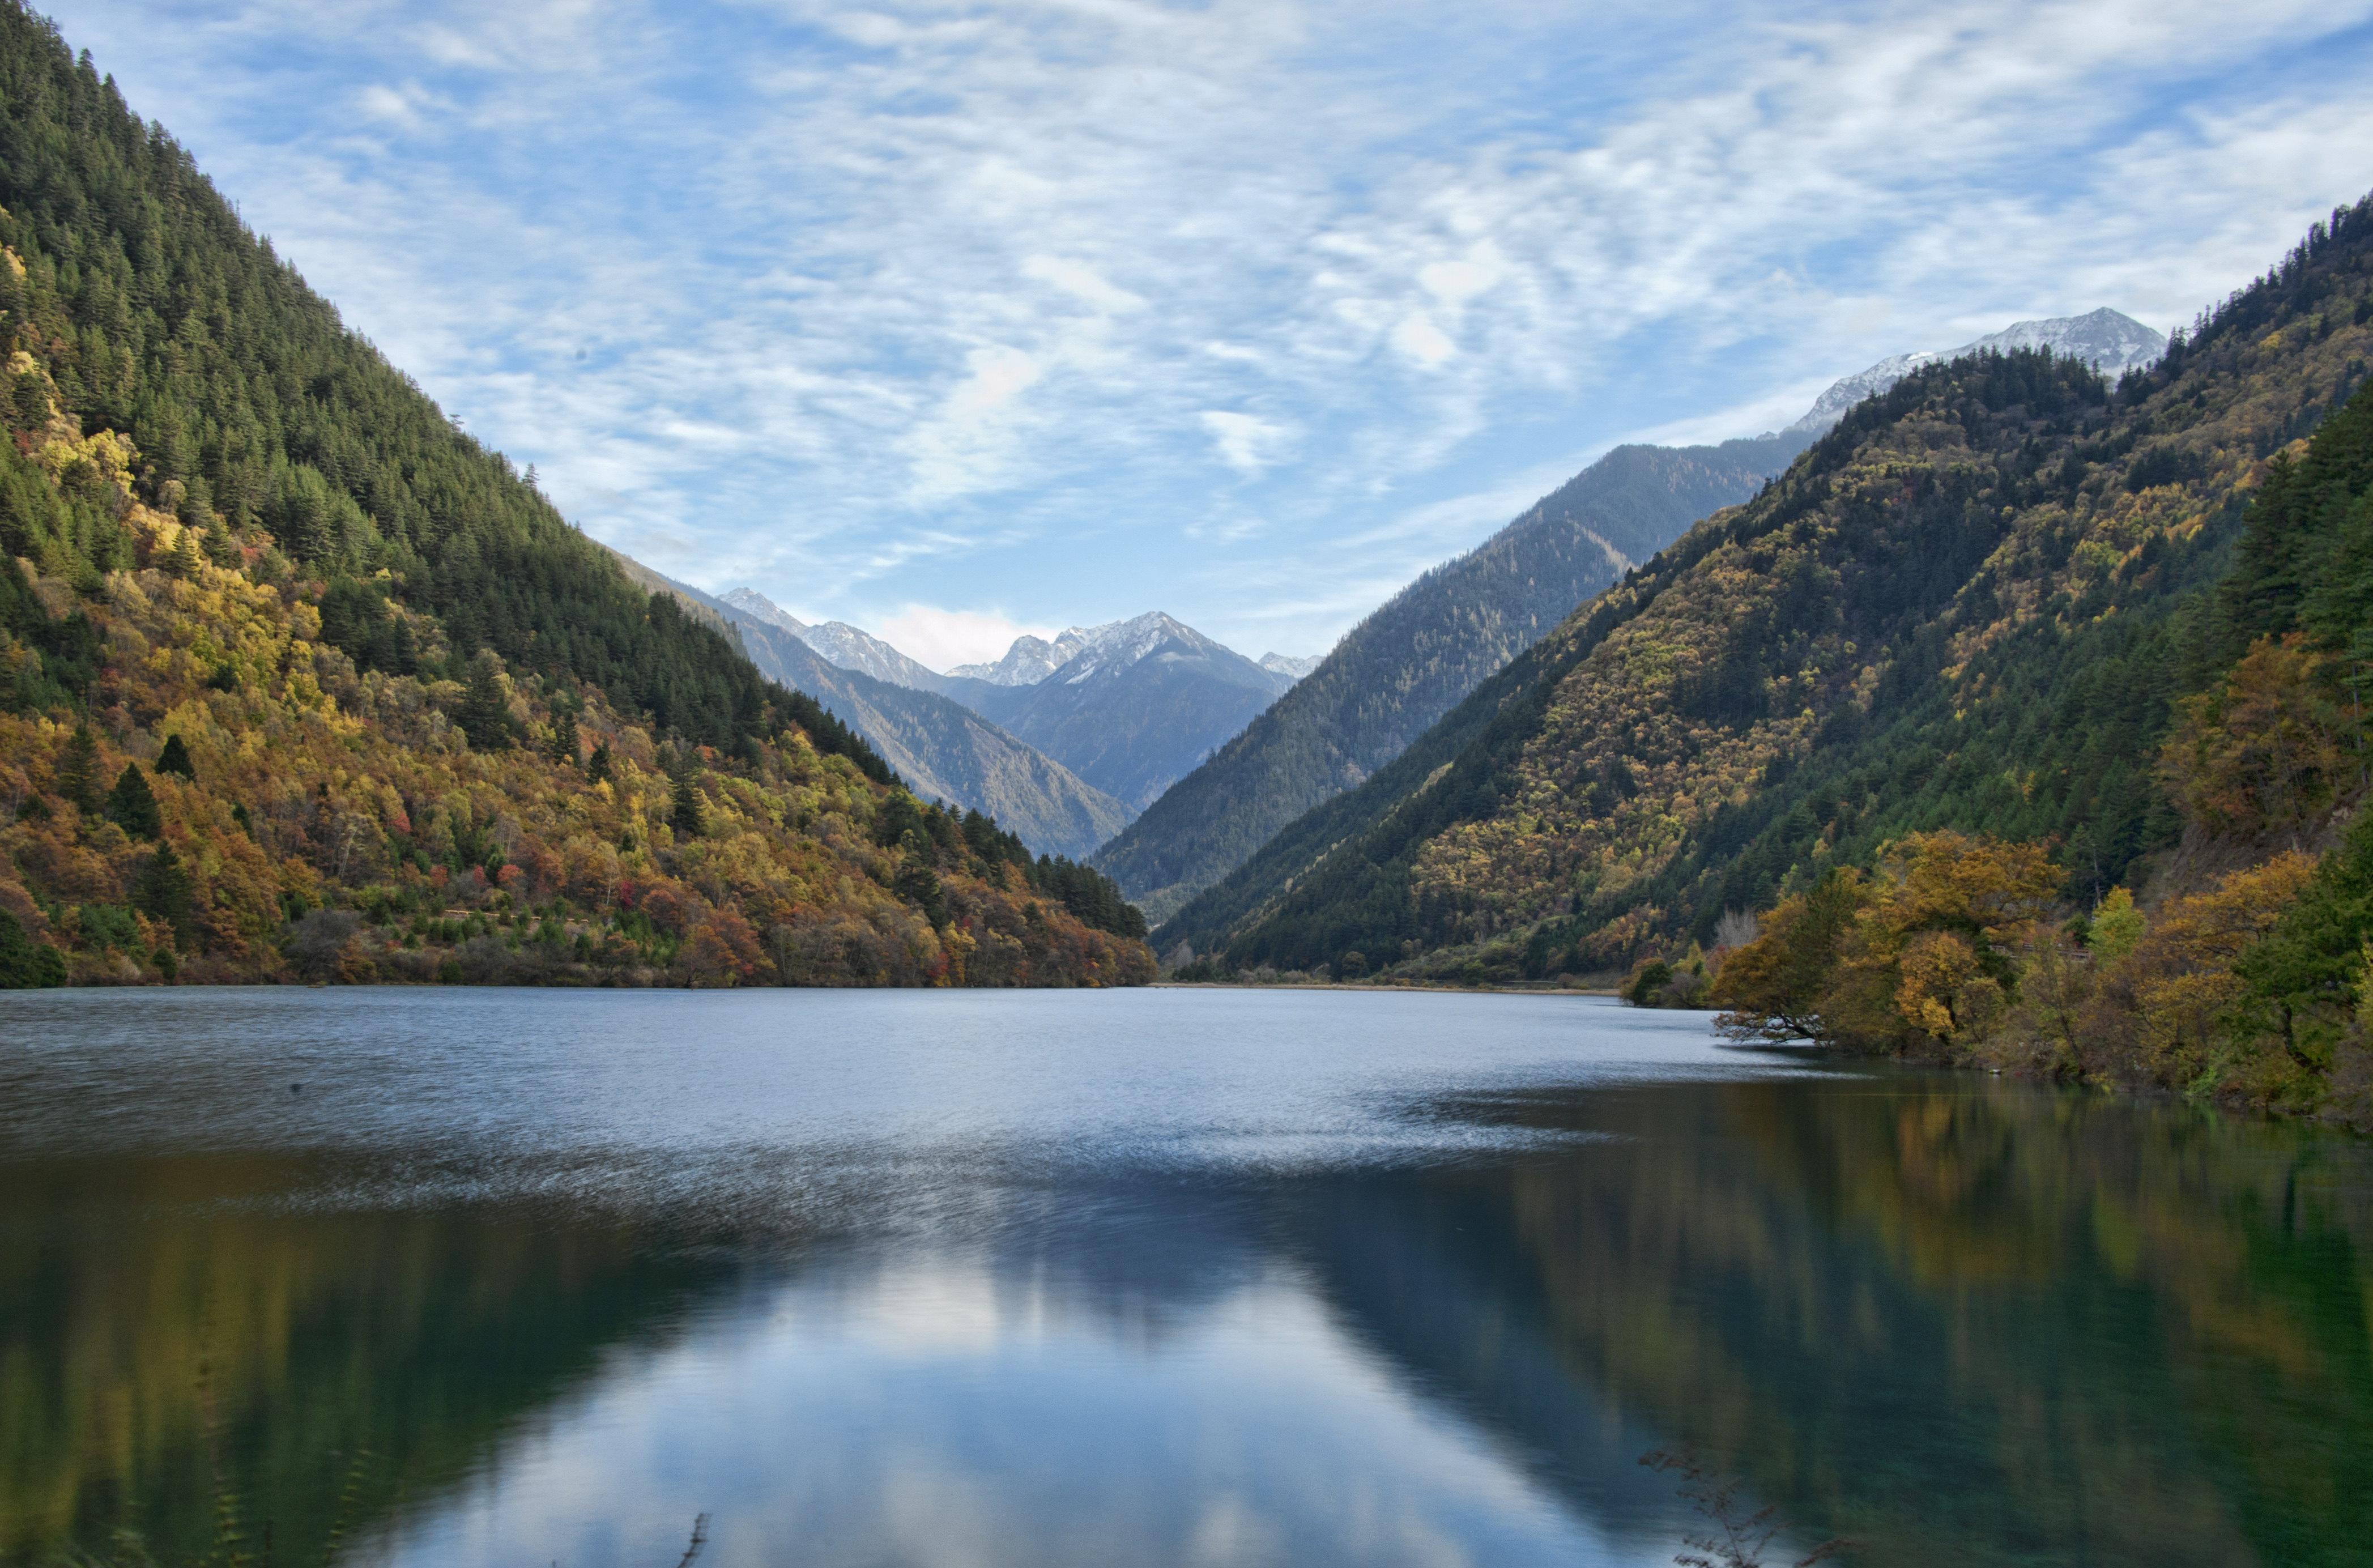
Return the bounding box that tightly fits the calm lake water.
[3,987,2370,1568]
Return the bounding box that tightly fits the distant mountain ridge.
[1090,433,1810,924]
[944,613,1298,811]
[606,557,1132,859]
[1783,308,2167,436]
[949,630,1091,686]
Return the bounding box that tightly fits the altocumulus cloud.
[41,0,2373,660]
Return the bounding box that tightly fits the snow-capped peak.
[1785,308,2170,436]
[947,613,1262,685]
[719,587,807,636]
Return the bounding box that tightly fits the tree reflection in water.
[5,1068,2368,1567]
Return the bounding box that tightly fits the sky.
[42,0,2373,670]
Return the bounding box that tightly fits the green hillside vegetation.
[0,1,1151,987]
[1094,436,1803,926]
[1167,193,2373,1119]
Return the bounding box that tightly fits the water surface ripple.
[3,987,2367,1568]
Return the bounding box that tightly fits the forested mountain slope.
[1097,434,1805,924]
[0,3,1151,986]
[1169,196,2373,986]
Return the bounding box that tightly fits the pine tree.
[155,733,194,779]
[456,650,512,751]
[105,762,161,839]
[894,853,948,929]
[57,722,100,811]
[671,767,705,840]
[131,841,194,944]
[587,742,612,785]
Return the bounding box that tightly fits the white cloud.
[875,607,1059,671]
[42,0,2373,654]
[1199,411,1292,476]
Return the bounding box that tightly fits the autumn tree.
[1826,832,2061,1052]
[2161,634,2357,836]
[2082,853,2320,1089]
[1712,869,1869,1044]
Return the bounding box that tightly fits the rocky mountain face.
[943,613,1297,813]
[718,587,806,636]
[616,566,1132,859]
[1783,308,2168,436]
[948,630,1092,686]
[1090,434,1807,924]
[1260,653,1323,679]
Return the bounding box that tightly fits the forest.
[1168,192,2373,1120]
[0,2,1150,988]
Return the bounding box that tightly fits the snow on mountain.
[1259,653,1322,681]
[1055,613,1226,685]
[718,587,807,636]
[715,588,949,691]
[1784,308,2170,436]
[948,629,1092,686]
[796,621,947,691]
[952,615,1271,687]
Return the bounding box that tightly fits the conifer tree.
[57,722,100,812]
[671,767,705,840]
[105,762,160,839]
[155,733,194,780]
[456,650,512,751]
[894,853,948,929]
[587,742,612,785]
[0,908,66,988]
[131,841,193,944]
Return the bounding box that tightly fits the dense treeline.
[0,544,1156,987]
[0,2,1151,987]
[1171,192,2373,1030]
[0,1,887,777]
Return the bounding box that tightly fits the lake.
[2,986,2369,1567]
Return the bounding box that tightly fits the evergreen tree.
[0,907,65,988]
[670,767,705,841]
[893,853,948,929]
[104,762,159,838]
[57,721,99,811]
[155,733,193,780]
[586,742,612,785]
[456,650,512,751]
[131,841,193,945]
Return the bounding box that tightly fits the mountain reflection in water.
[1,988,2367,1567]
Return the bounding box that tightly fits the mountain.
[1163,194,2373,1060]
[797,619,949,691]
[0,5,1152,988]
[1260,653,1323,680]
[949,630,1090,686]
[1782,308,2167,436]
[944,612,1297,813]
[610,565,1132,860]
[1093,434,1808,925]
[718,586,807,635]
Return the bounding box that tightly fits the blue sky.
[44,0,2373,668]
